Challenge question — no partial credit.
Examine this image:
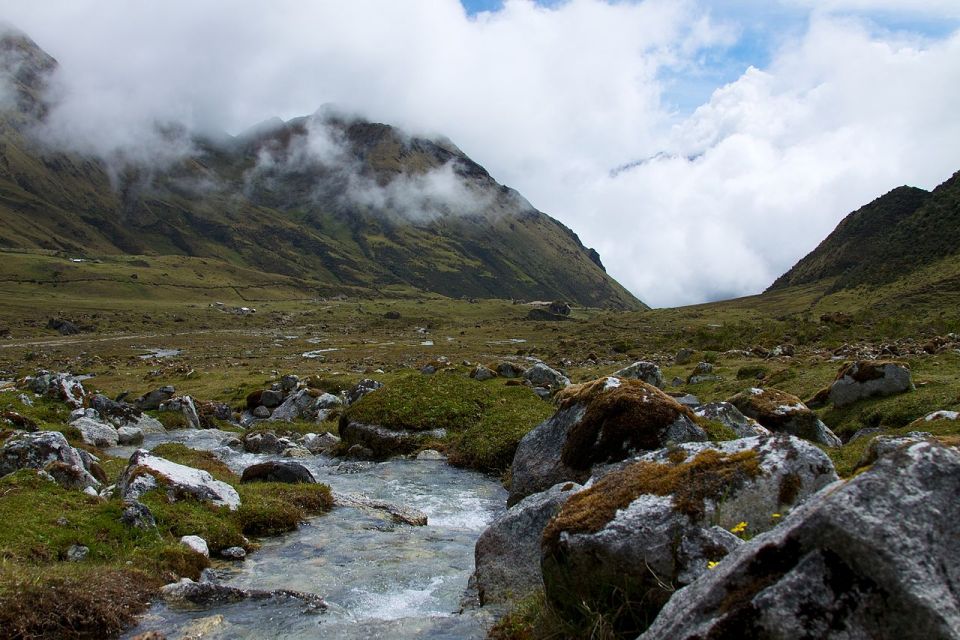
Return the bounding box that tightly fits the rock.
[47,318,80,335]
[728,388,841,447]
[181,535,210,557]
[848,426,883,443]
[339,420,447,459]
[548,301,571,316]
[270,388,339,422]
[279,374,300,393]
[857,431,933,468]
[694,402,770,438]
[121,500,156,529]
[674,348,696,365]
[495,362,524,378]
[119,449,240,510]
[542,435,839,634]
[415,449,445,461]
[640,440,960,640]
[523,362,570,389]
[158,395,201,430]
[281,446,311,458]
[770,343,795,357]
[89,394,141,424]
[470,365,497,381]
[384,310,401,320]
[66,544,89,562]
[0,431,99,489]
[251,406,270,419]
[27,371,86,408]
[532,387,551,400]
[198,401,233,424]
[346,378,383,405]
[1,410,37,431]
[332,491,427,526]
[117,425,144,445]
[128,413,165,434]
[260,389,284,408]
[671,376,684,387]
[419,364,437,375]
[826,360,914,407]
[220,436,243,451]
[474,481,581,605]
[670,393,701,408]
[917,409,959,423]
[220,546,246,560]
[301,432,340,453]
[612,361,664,388]
[346,444,374,459]
[508,377,708,506]
[160,578,326,610]
[135,385,176,411]
[242,431,281,454]
[526,308,569,321]
[240,460,316,484]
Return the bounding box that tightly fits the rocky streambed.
[113,432,506,639]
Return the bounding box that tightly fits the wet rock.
[346,444,374,460]
[119,449,240,510]
[117,425,144,445]
[243,431,281,454]
[332,491,427,526]
[121,500,156,529]
[220,436,243,451]
[301,432,340,454]
[470,365,497,381]
[0,431,99,489]
[181,535,210,557]
[543,436,839,634]
[160,578,326,610]
[729,388,841,447]
[281,446,311,458]
[613,361,664,388]
[474,481,581,605]
[339,420,447,459]
[220,546,246,560]
[415,449,445,461]
[509,377,707,506]
[640,441,960,640]
[240,460,316,484]
[345,379,383,405]
[523,362,570,389]
[825,360,914,407]
[694,402,770,438]
[135,385,175,411]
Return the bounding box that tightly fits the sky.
[1,0,959,307]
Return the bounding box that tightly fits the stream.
[114,430,507,639]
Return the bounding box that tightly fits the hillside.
[769,171,960,292]
[0,29,643,310]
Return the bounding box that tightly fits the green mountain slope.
[0,29,643,310]
[769,172,960,292]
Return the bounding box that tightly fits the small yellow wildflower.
[730,521,748,534]
[707,561,719,569]
[771,513,782,519]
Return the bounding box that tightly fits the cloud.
[0,0,958,306]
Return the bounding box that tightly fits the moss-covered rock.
[728,387,841,447]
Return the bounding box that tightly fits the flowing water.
[116,432,507,639]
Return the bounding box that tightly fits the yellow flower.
[730,521,748,534]
[707,561,719,570]
[771,513,782,519]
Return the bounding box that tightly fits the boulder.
[180,535,209,558]
[252,406,271,419]
[121,500,156,529]
[542,436,839,635]
[728,388,841,447]
[826,360,914,407]
[47,318,80,335]
[2,410,37,431]
[694,402,770,439]
[526,308,569,321]
[495,362,524,379]
[118,449,240,510]
[279,374,300,393]
[612,361,664,388]
[301,432,340,454]
[523,363,570,389]
[117,425,145,446]
[160,578,326,610]
[856,431,933,468]
[0,431,100,489]
[474,481,581,605]
[470,365,497,381]
[548,301,571,316]
[260,389,284,408]
[508,377,708,506]
[240,460,316,484]
[158,396,201,430]
[27,371,86,408]
[70,415,120,448]
[135,385,176,411]
[346,379,383,405]
[640,441,960,640]
[339,420,447,459]
[89,394,142,423]
[674,348,696,365]
[127,413,165,434]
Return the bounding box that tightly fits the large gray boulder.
[0,430,100,490]
[523,362,570,389]
[240,460,316,484]
[474,481,581,605]
[135,385,176,410]
[827,360,914,407]
[541,436,838,636]
[509,377,707,506]
[613,361,664,388]
[640,440,960,640]
[694,401,770,439]
[69,411,120,448]
[729,388,841,447]
[269,389,341,423]
[118,449,240,510]
[26,371,86,408]
[158,395,201,430]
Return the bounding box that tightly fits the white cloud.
[0,0,958,306]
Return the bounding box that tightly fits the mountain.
[769,171,960,293]
[0,29,643,310]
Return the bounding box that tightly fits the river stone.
[181,535,210,557]
[640,440,960,640]
[541,435,839,634]
[508,377,707,506]
[119,449,240,510]
[728,388,841,447]
[0,431,100,489]
[301,432,340,453]
[70,415,120,448]
[694,402,770,438]
[240,460,316,484]
[474,481,581,605]
[220,546,246,560]
[612,361,664,388]
[827,360,913,407]
[281,446,311,458]
[135,385,176,411]
[339,420,447,459]
[331,491,427,526]
[117,425,144,445]
[523,363,570,389]
[415,449,446,461]
[160,578,327,610]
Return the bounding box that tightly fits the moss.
[729,387,807,431]
[488,589,619,640]
[152,410,188,431]
[543,449,761,555]
[836,359,908,383]
[698,418,739,442]
[778,473,801,505]
[736,365,769,380]
[235,482,333,536]
[556,378,697,470]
